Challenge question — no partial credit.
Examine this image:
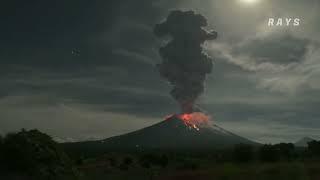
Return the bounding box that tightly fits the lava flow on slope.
[165,112,210,131]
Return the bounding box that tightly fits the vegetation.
[0,129,79,180]
[308,140,320,158]
[139,154,169,169]
[69,141,320,179]
[233,143,254,162]
[1,129,320,179]
[259,144,280,162]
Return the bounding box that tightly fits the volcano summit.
[66,113,257,151]
[103,113,256,149]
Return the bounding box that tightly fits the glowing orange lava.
[165,112,210,131]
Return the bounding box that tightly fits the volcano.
[74,113,257,151]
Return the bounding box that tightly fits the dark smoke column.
[154,10,217,113]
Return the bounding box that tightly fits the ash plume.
[154,10,217,113]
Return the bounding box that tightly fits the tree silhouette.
[233,144,254,163]
[274,143,295,161]
[307,140,320,158]
[0,135,3,171]
[259,144,280,162]
[1,129,79,179]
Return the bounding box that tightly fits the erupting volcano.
[166,112,210,131]
[66,11,257,151]
[155,11,219,134]
[75,112,256,150]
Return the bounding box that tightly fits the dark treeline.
[232,143,311,163]
[68,142,320,172]
[1,129,320,179]
[64,141,320,164]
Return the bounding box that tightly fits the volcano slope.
[64,115,257,153]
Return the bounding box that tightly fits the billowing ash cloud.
[154,10,217,113]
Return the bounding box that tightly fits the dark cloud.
[0,0,168,67]
[0,0,319,143]
[233,34,310,65]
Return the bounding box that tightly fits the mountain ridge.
[64,116,258,153]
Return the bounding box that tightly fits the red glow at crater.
[165,112,210,131]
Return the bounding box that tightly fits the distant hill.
[295,137,315,147]
[64,115,258,154]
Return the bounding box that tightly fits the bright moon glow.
[241,0,258,4]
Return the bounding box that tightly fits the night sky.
[1,0,319,143]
